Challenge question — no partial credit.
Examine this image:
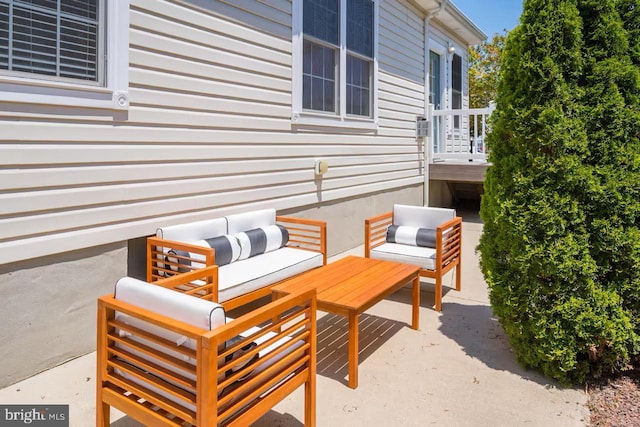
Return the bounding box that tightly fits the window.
[293,0,378,128]
[0,0,129,110]
[1,0,103,83]
[451,53,462,129]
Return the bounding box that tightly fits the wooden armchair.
[365,204,462,311]
[146,209,326,311]
[97,267,317,426]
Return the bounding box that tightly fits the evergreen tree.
[479,0,640,384]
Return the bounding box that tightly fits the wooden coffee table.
[271,255,421,389]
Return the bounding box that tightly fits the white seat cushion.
[157,217,228,242]
[394,204,455,229]
[218,247,323,302]
[370,242,437,270]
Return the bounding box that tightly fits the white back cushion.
[156,217,228,242]
[114,277,225,331]
[226,209,276,234]
[393,205,456,229]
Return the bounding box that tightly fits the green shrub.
[479,0,640,385]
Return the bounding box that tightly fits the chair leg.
[435,275,442,312]
[96,398,109,427]
[305,376,316,427]
[455,261,461,292]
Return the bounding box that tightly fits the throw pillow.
[223,335,260,381]
[163,239,209,276]
[386,225,437,248]
[204,235,241,266]
[235,225,289,260]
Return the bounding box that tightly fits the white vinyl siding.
[0,0,439,264]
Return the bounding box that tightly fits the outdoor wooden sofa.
[146,208,326,310]
[97,265,317,426]
[364,204,462,311]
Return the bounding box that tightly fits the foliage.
[478,0,640,385]
[468,32,507,108]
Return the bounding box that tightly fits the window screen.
[346,0,373,57]
[346,54,370,116]
[303,39,336,112]
[303,0,339,45]
[0,0,101,82]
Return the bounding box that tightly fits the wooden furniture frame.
[271,256,421,389]
[146,215,327,311]
[97,268,317,426]
[364,211,462,312]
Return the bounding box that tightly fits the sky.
[452,0,523,38]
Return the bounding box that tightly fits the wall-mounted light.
[314,160,329,176]
[448,43,456,54]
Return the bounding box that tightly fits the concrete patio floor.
[0,213,590,426]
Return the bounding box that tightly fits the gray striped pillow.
[163,235,240,276]
[235,225,289,260]
[386,225,437,248]
[204,235,241,266]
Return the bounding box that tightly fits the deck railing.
[428,104,495,162]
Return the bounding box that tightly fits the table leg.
[348,311,359,389]
[412,275,420,330]
[271,291,281,332]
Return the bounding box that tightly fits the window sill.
[291,113,378,130]
[0,75,128,110]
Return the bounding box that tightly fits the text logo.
[0,405,68,426]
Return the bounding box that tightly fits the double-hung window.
[0,0,129,110]
[293,0,378,128]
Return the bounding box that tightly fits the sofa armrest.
[146,236,215,282]
[276,215,327,265]
[97,287,316,426]
[151,265,220,302]
[435,216,463,270]
[364,211,392,258]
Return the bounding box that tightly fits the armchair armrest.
[435,216,462,271]
[210,289,317,425]
[146,236,215,282]
[276,216,327,265]
[364,211,392,258]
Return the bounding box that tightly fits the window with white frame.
[293,0,377,127]
[0,0,129,110]
[1,0,103,83]
[451,53,462,129]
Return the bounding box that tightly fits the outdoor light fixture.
[314,160,329,176]
[448,43,456,54]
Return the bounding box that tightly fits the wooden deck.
[429,161,489,183]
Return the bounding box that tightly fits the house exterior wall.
[0,0,472,385]
[0,242,127,388]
